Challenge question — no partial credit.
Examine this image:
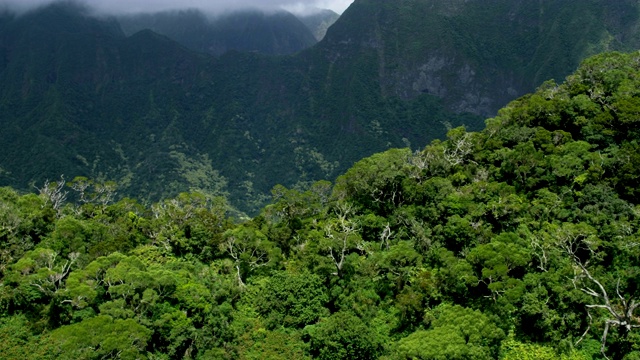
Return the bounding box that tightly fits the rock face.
[322,0,640,116]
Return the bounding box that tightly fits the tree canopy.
[3,51,640,359]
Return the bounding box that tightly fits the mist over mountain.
[118,9,319,56]
[0,0,353,16]
[296,8,340,40]
[1,0,639,214]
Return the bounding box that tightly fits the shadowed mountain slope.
[1,0,640,214]
[118,9,318,56]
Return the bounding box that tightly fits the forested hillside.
[1,0,639,214]
[323,0,640,115]
[2,51,640,359]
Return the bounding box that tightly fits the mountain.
[322,0,640,116]
[0,3,218,200]
[118,9,318,56]
[3,50,640,360]
[1,0,640,214]
[297,9,340,41]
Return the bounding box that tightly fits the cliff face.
[321,0,640,116]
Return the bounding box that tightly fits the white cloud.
[283,0,352,15]
[313,0,352,13]
[0,0,354,15]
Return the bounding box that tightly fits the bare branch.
[380,223,392,250]
[575,310,593,346]
[324,202,359,277]
[565,243,639,359]
[36,176,67,217]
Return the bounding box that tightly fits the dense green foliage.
[2,0,639,214]
[2,51,640,358]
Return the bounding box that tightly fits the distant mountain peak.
[296,8,340,41]
[118,8,318,56]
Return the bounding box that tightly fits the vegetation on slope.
[2,51,640,359]
[3,0,640,215]
[0,2,482,214]
[324,0,640,115]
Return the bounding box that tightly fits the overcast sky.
[0,0,354,15]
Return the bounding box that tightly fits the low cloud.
[0,0,354,15]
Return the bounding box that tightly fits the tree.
[395,304,504,360]
[332,148,410,215]
[561,228,640,359]
[500,332,590,360]
[149,192,229,259]
[48,315,152,359]
[307,311,383,360]
[36,176,67,218]
[221,226,278,287]
[467,232,530,306]
[321,202,362,278]
[8,248,78,301]
[0,189,53,277]
[258,270,328,329]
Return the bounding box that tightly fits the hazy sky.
[0,0,354,15]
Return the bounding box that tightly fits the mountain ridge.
[1,0,640,214]
[320,0,640,115]
[118,8,319,56]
